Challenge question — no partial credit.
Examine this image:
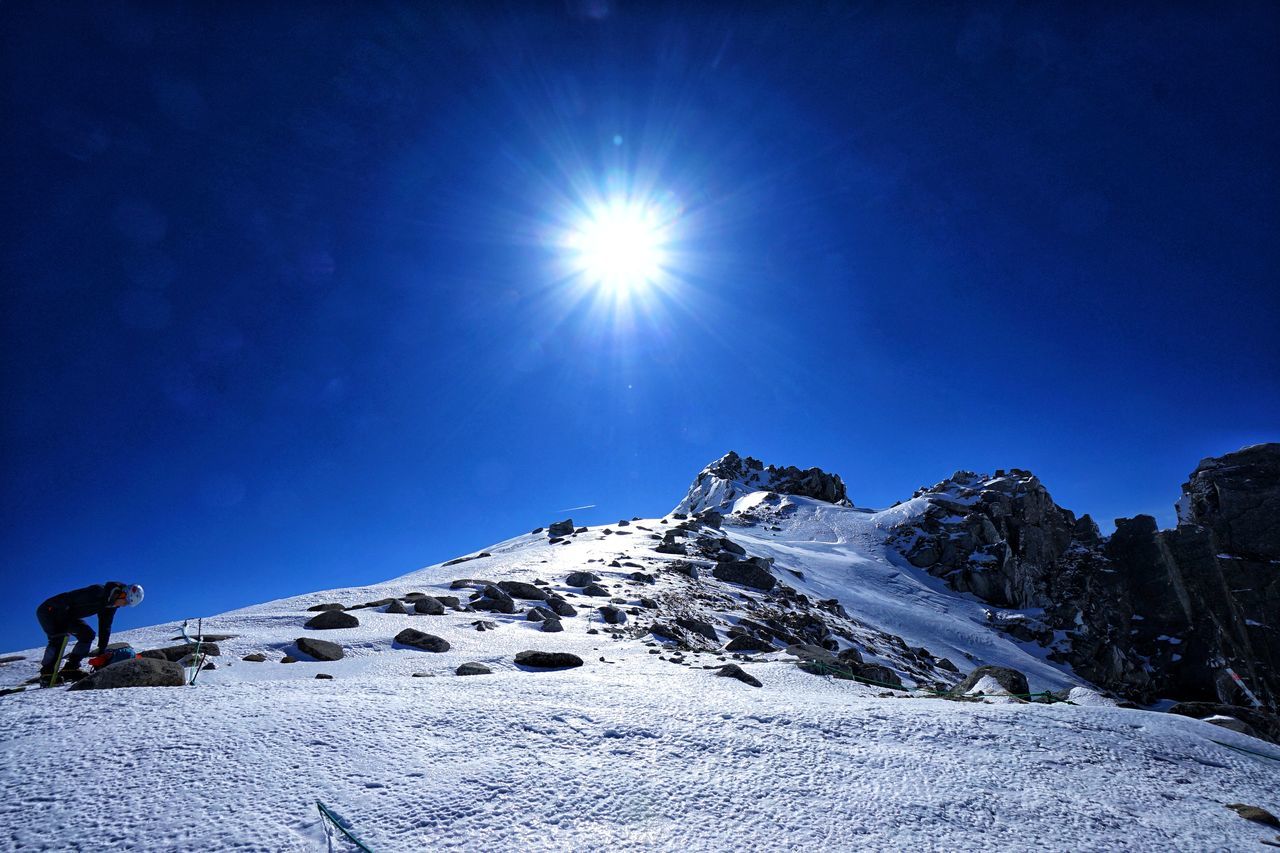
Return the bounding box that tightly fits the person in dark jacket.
[37,582,144,683]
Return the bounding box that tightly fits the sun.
[564,200,670,294]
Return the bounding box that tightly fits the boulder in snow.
[414,597,446,615]
[514,650,582,669]
[305,610,359,630]
[712,560,776,591]
[456,662,492,676]
[716,663,762,688]
[394,629,450,653]
[68,658,185,691]
[952,665,1030,698]
[565,571,601,587]
[295,637,344,662]
[497,580,548,601]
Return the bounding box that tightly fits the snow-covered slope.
[2,459,1278,851]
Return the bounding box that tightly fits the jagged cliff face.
[885,444,1280,708]
[676,451,850,515]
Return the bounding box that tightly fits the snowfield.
[2,501,1278,851]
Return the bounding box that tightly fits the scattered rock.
[307,603,346,612]
[676,617,718,642]
[414,597,446,615]
[497,580,548,601]
[952,665,1030,698]
[526,606,559,622]
[142,643,222,662]
[471,620,498,632]
[598,606,627,625]
[472,585,516,614]
[385,600,409,615]
[1225,804,1279,828]
[628,571,656,584]
[712,560,776,591]
[716,663,762,688]
[295,637,344,662]
[514,650,583,669]
[457,663,492,676]
[242,653,267,662]
[545,597,578,618]
[394,629,450,653]
[639,597,659,609]
[450,578,495,590]
[541,619,564,633]
[280,656,297,664]
[547,518,575,538]
[304,610,360,630]
[442,551,491,567]
[565,571,601,587]
[582,584,609,597]
[725,634,773,653]
[315,673,333,680]
[68,658,186,691]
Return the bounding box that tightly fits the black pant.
[36,606,94,673]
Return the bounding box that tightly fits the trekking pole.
[48,635,70,687]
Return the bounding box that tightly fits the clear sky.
[2,4,1277,652]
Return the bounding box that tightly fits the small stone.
[456,662,492,676]
[242,653,267,662]
[315,673,333,680]
[280,656,297,664]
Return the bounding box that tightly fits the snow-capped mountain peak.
[674,450,852,515]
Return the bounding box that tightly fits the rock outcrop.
[888,444,1280,708]
[676,451,852,514]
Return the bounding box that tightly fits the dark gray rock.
[143,642,222,662]
[471,620,498,632]
[581,584,609,597]
[725,634,774,653]
[676,617,718,642]
[540,619,564,633]
[1168,702,1280,746]
[514,650,583,669]
[639,597,659,610]
[526,606,558,622]
[68,658,186,691]
[472,585,516,614]
[442,551,491,567]
[242,653,267,662]
[598,606,627,625]
[716,663,762,688]
[547,518,575,538]
[315,673,333,680]
[394,629,450,653]
[1179,443,1280,561]
[712,561,776,591]
[307,603,346,612]
[850,663,903,688]
[414,597,446,615]
[1224,804,1280,828]
[497,581,548,601]
[385,600,409,615]
[952,665,1030,697]
[296,637,344,661]
[450,578,496,590]
[566,571,601,587]
[305,610,360,630]
[457,662,492,676]
[628,572,656,584]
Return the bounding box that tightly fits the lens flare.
[564,199,670,295]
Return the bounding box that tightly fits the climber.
[36,582,144,686]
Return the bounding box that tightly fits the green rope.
[316,800,375,853]
[1209,738,1280,764]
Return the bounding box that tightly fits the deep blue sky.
[3,3,1277,652]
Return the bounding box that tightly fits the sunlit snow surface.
[2,501,1277,851]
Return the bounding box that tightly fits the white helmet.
[124,584,144,607]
